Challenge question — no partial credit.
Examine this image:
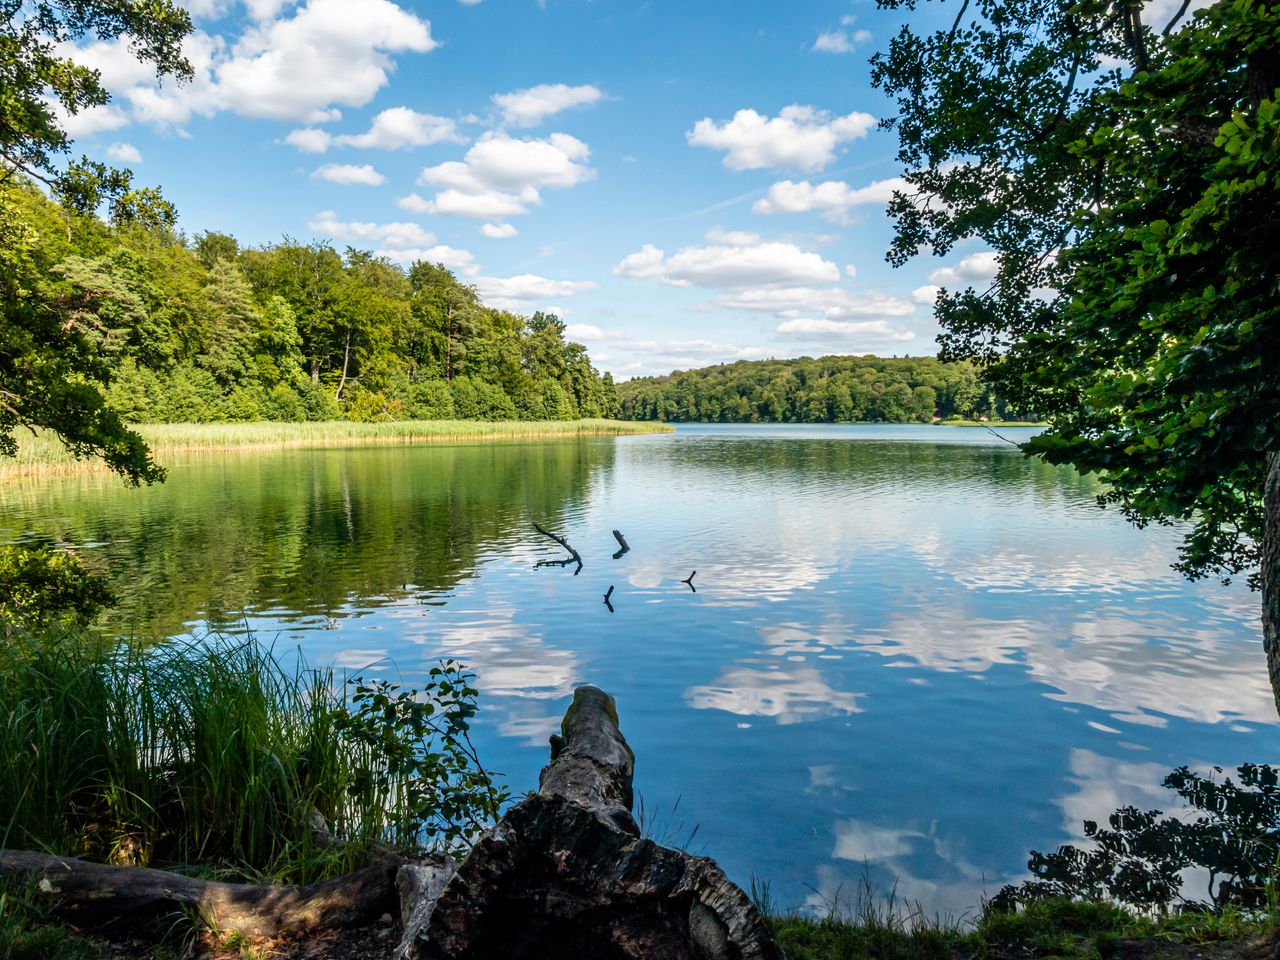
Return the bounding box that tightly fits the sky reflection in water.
[4,423,1273,915]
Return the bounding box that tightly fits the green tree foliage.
[1,0,192,485]
[616,355,1014,423]
[3,182,619,433]
[871,0,1280,703]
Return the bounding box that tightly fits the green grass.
[937,419,1048,427]
[766,893,1276,960]
[0,419,673,477]
[0,629,455,885]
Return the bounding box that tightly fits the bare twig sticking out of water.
[533,522,583,575]
[681,571,697,593]
[603,585,615,613]
[611,529,630,560]
[980,423,1023,448]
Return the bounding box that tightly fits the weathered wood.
[532,522,582,574]
[0,850,398,938]
[612,529,631,559]
[402,685,781,960]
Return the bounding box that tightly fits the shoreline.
[0,419,674,479]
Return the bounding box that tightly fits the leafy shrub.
[993,764,1280,913]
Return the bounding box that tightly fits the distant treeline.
[616,356,1029,423]
[6,180,618,425]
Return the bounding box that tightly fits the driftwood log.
[0,851,398,937]
[399,685,780,960]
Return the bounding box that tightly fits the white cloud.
[377,245,478,275]
[306,210,434,249]
[335,107,463,150]
[703,227,761,246]
[687,105,876,172]
[54,102,130,137]
[481,223,518,238]
[216,0,437,121]
[614,240,840,288]
[284,127,332,152]
[715,285,916,321]
[775,317,915,345]
[492,83,605,127]
[105,142,143,163]
[54,0,438,136]
[753,176,907,222]
[311,162,386,185]
[473,274,596,310]
[402,188,537,219]
[812,27,873,53]
[928,251,1000,287]
[912,284,941,305]
[565,323,604,341]
[412,131,594,219]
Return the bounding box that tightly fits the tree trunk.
[0,852,397,938]
[399,685,780,960]
[1264,450,1280,718]
[335,328,352,401]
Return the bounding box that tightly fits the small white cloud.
[481,223,518,238]
[753,176,907,222]
[474,273,596,309]
[285,127,332,152]
[614,240,840,289]
[338,107,463,150]
[307,210,434,249]
[311,162,386,185]
[492,83,605,128]
[929,251,1000,287]
[845,264,857,280]
[812,30,855,53]
[106,142,143,163]
[53,101,130,137]
[716,285,916,321]
[377,244,479,275]
[565,323,604,341]
[687,105,875,172]
[413,131,594,219]
[775,317,915,344]
[912,284,941,305]
[307,107,342,123]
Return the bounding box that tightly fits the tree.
[1,0,192,484]
[872,0,1280,705]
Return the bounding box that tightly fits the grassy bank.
[0,419,673,478]
[0,631,501,883]
[937,419,1047,427]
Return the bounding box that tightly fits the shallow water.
[4,423,1274,915]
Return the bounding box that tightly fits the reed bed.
[0,419,672,478]
[0,631,474,884]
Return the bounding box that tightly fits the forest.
[615,355,1028,423]
[2,179,619,428]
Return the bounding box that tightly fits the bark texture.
[401,684,780,960]
[0,851,397,937]
[1264,450,1280,718]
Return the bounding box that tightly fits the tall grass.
[0,631,478,883]
[0,419,672,478]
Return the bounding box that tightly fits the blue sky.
[60,0,998,378]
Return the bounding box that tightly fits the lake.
[3,422,1273,916]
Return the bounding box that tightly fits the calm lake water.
[4,423,1275,915]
